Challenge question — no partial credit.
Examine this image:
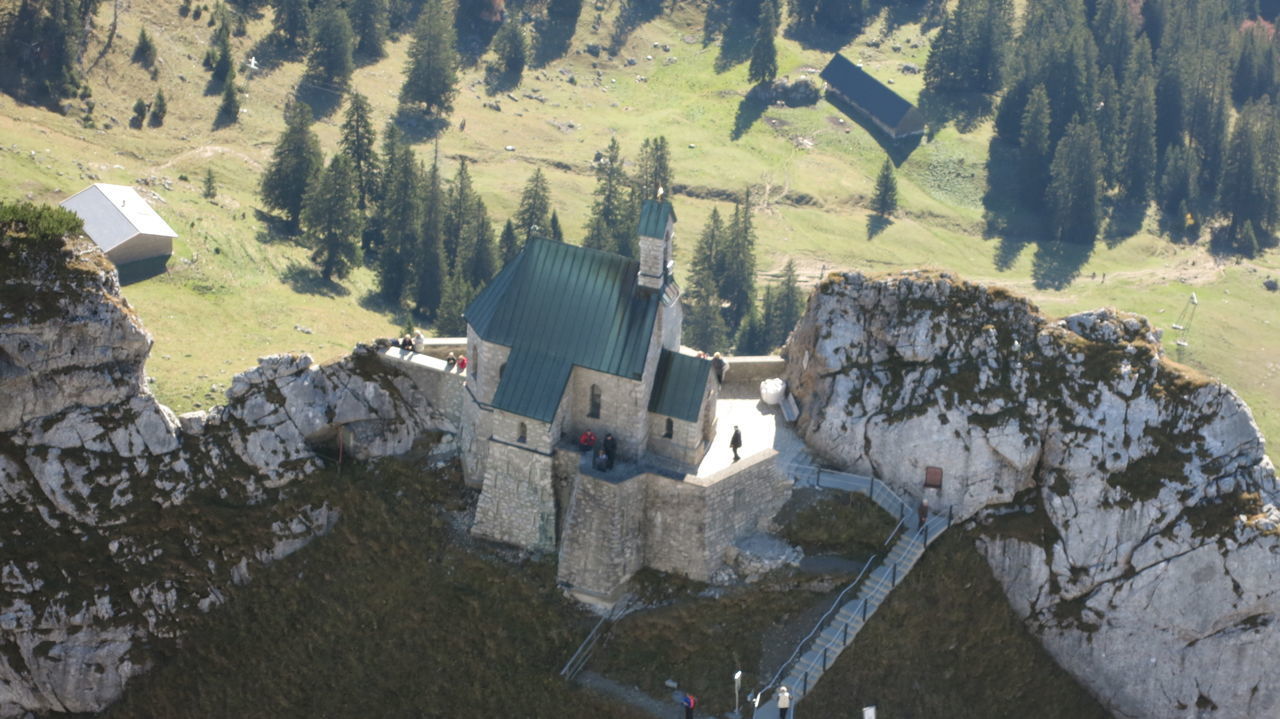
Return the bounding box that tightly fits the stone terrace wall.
[556,469,647,598]
[721,355,785,390]
[376,349,465,430]
[699,449,789,567]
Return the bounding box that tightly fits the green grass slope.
[2,1,1276,444]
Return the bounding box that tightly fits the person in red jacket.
[456,354,468,374]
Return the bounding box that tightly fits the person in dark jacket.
[730,425,742,461]
[602,433,617,470]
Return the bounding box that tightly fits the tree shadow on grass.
[917,87,994,138]
[731,94,768,140]
[782,21,859,53]
[532,11,580,67]
[294,78,345,120]
[282,261,350,297]
[993,235,1029,272]
[610,0,664,55]
[1102,201,1146,249]
[484,65,522,96]
[455,15,501,68]
[253,209,299,243]
[392,109,450,143]
[1031,239,1094,290]
[712,3,757,73]
[867,214,891,240]
[244,34,299,77]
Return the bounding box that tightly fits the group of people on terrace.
[578,430,617,471]
[390,332,467,374]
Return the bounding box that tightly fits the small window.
[499,362,506,381]
[517,422,527,443]
[663,418,674,438]
[589,384,602,419]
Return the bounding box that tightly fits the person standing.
[710,352,727,384]
[730,425,742,461]
[456,354,468,374]
[776,685,791,719]
[680,692,697,719]
[602,433,617,470]
[445,352,456,370]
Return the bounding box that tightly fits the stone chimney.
[637,199,676,291]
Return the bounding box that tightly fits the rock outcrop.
[783,270,1280,718]
[0,217,449,716]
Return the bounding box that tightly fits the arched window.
[589,384,602,418]
[663,418,674,439]
[499,362,506,381]
[517,422,527,443]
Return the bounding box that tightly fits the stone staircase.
[750,464,951,718]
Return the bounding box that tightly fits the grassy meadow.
[1,0,1277,445]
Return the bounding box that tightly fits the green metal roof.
[637,200,676,240]
[648,349,710,422]
[820,54,925,138]
[466,239,660,422]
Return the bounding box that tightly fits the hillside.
[1,1,1277,446]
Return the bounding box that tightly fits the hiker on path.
[680,692,697,719]
[730,425,742,461]
[919,496,930,527]
[777,686,791,719]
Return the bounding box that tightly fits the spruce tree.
[872,159,898,217]
[339,92,380,213]
[414,150,446,316]
[133,28,157,68]
[1220,101,1279,251]
[1017,84,1052,208]
[307,0,355,86]
[720,191,757,330]
[498,219,520,265]
[399,0,459,116]
[203,168,217,199]
[747,2,778,85]
[1046,120,1102,244]
[303,154,364,281]
[690,208,725,301]
[443,158,475,265]
[492,21,527,83]
[376,128,421,304]
[216,76,240,125]
[461,199,497,287]
[583,138,632,256]
[209,20,234,85]
[733,305,769,355]
[132,98,148,128]
[274,0,311,51]
[435,266,475,335]
[149,89,167,127]
[515,168,551,242]
[549,210,564,242]
[767,259,803,347]
[684,298,730,354]
[633,136,672,201]
[1118,38,1157,205]
[260,102,324,230]
[348,0,389,59]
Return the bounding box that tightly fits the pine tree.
[747,2,778,85]
[633,136,672,201]
[133,28,157,67]
[498,219,520,265]
[209,20,234,85]
[733,305,769,355]
[492,20,527,83]
[1017,84,1052,208]
[348,0,389,59]
[872,159,898,217]
[339,92,380,213]
[274,0,311,51]
[1158,143,1200,231]
[583,138,633,256]
[414,150,446,316]
[216,75,240,125]
[307,0,355,86]
[515,168,551,242]
[375,128,421,304]
[399,0,459,116]
[1046,119,1102,244]
[1220,101,1280,251]
[443,157,475,265]
[924,0,1012,94]
[690,208,725,301]
[548,210,564,242]
[766,259,803,348]
[132,98,149,128]
[720,191,757,330]
[260,102,324,230]
[460,198,496,287]
[434,267,475,335]
[1118,38,1157,205]
[684,298,730,354]
[203,168,217,199]
[303,154,364,281]
[149,89,167,127]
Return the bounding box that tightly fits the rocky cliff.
[0,208,449,716]
[782,270,1280,719]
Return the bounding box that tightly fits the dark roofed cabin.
[820,53,925,140]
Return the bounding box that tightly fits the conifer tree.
[307,0,356,86]
[1046,120,1102,244]
[684,298,730,354]
[1220,101,1280,252]
[492,20,527,83]
[414,150,446,316]
[733,305,769,355]
[435,266,475,335]
[549,210,564,242]
[349,0,389,59]
[216,75,240,125]
[1118,38,1157,205]
[339,92,379,213]
[515,168,551,242]
[690,208,725,300]
[149,89,167,127]
[203,168,217,199]
[376,128,421,303]
[720,191,757,330]
[260,102,324,230]
[584,138,632,256]
[1017,84,1052,208]
[132,98,149,128]
[765,259,803,348]
[399,0,459,116]
[303,154,364,281]
[133,28,157,67]
[633,136,672,201]
[747,2,778,85]
[1158,144,1200,232]
[872,159,898,217]
[443,158,475,264]
[461,199,497,287]
[209,20,234,85]
[498,219,520,265]
[274,0,311,51]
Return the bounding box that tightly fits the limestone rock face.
[0,235,448,717]
[783,271,1280,719]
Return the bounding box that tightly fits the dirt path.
[152,145,264,173]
